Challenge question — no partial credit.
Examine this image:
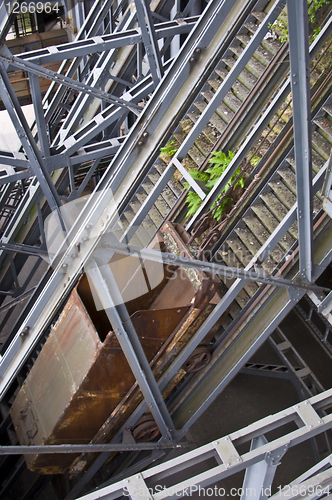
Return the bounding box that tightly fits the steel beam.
[55,70,156,155]
[28,73,50,157]
[323,153,332,217]
[0,151,28,169]
[0,53,142,113]
[0,288,36,314]
[270,456,332,500]
[0,242,47,258]
[0,62,61,215]
[0,137,124,187]
[287,0,313,282]
[0,442,185,455]
[241,436,285,500]
[134,0,164,86]
[101,239,326,292]
[16,18,197,65]
[75,389,332,500]
[42,0,117,126]
[86,261,176,441]
[0,1,15,42]
[54,8,141,145]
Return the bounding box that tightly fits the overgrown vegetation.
[184,151,245,220]
[269,0,330,43]
[160,139,179,157]
[250,155,261,167]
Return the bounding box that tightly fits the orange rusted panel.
[10,281,189,474]
[11,226,224,475]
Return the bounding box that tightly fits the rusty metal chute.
[10,224,224,474]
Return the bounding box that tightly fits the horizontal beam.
[16,17,198,65]
[0,138,124,186]
[0,242,48,258]
[101,239,328,292]
[0,442,187,455]
[0,150,28,169]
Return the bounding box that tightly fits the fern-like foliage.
[183,186,203,216]
[160,139,179,157]
[184,150,245,221]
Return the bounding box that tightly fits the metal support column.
[86,259,177,441]
[287,0,313,282]
[241,436,286,500]
[28,73,50,157]
[134,0,164,86]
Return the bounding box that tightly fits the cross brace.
[101,239,328,292]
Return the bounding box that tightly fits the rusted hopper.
[10,224,225,474]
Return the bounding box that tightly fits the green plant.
[308,0,329,23]
[250,155,261,166]
[312,26,322,39]
[184,150,245,221]
[160,139,178,157]
[269,0,330,43]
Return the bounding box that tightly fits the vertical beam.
[29,74,50,157]
[241,436,287,500]
[287,0,313,281]
[170,0,181,58]
[134,0,164,87]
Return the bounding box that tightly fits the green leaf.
[185,190,203,217]
[189,169,210,182]
[184,149,244,219]
[160,139,179,157]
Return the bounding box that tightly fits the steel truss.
[75,389,332,500]
[0,0,331,497]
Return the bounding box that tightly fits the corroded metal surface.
[11,288,101,474]
[68,227,227,475]
[11,225,226,476]
[11,284,190,474]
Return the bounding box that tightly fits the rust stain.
[12,226,225,476]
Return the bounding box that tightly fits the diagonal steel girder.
[0,52,142,113]
[87,260,177,441]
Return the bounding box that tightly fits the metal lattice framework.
[0,0,331,497]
